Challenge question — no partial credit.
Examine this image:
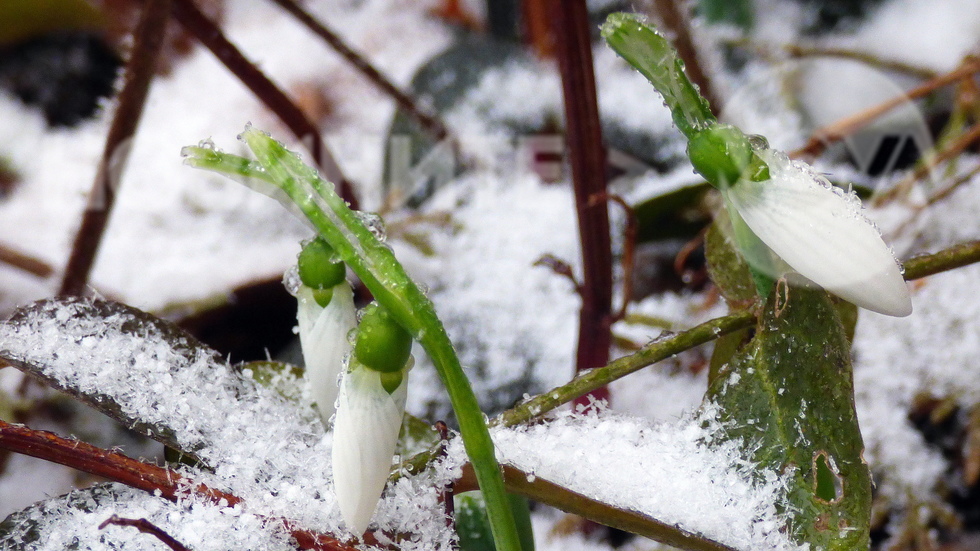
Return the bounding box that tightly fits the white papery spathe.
[722,149,913,317]
[332,361,410,535]
[297,283,357,424]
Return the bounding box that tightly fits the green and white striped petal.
[297,282,356,423]
[331,360,410,535]
[723,149,912,317]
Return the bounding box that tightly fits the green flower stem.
[183,129,521,551]
[601,13,716,139]
[902,240,980,280]
[602,13,769,191]
[494,311,757,428]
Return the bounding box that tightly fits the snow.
[0,297,457,548]
[474,405,806,551]
[3,0,980,548]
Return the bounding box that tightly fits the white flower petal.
[298,283,357,423]
[724,149,912,317]
[331,364,409,535]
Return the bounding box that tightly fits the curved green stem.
[183,129,521,551]
[601,12,716,139]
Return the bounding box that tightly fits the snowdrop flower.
[294,237,356,423]
[297,283,356,423]
[332,303,413,535]
[721,147,912,317]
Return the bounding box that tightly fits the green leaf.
[455,492,536,551]
[704,283,872,550]
[633,182,712,243]
[697,0,754,31]
[704,212,758,307]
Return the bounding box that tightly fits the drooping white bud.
[331,359,410,535]
[722,149,912,317]
[297,283,357,423]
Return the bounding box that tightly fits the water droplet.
[197,138,216,150]
[747,135,769,150]
[356,212,387,242]
[282,266,301,296]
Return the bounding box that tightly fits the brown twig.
[267,0,451,142]
[729,39,937,80]
[551,0,613,407]
[0,242,53,278]
[533,254,582,293]
[0,420,362,551]
[99,516,193,551]
[792,57,980,160]
[434,421,457,541]
[169,0,358,207]
[874,120,980,206]
[647,0,719,113]
[58,0,170,297]
[588,193,638,322]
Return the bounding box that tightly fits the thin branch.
[792,57,980,160]
[647,0,719,112]
[925,163,980,207]
[494,310,757,428]
[902,240,980,280]
[99,516,193,551]
[533,254,582,293]
[588,193,638,321]
[0,420,362,551]
[0,242,53,278]
[454,464,737,551]
[267,0,451,142]
[874,120,980,205]
[729,39,937,80]
[169,0,358,207]
[496,239,980,428]
[552,0,614,407]
[58,0,170,296]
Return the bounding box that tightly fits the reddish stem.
[551,0,613,407]
[267,0,450,142]
[99,516,193,551]
[0,420,367,551]
[59,0,171,296]
[0,242,53,278]
[169,0,358,207]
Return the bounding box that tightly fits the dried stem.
[0,242,53,278]
[99,516,193,551]
[0,420,361,551]
[874,121,980,205]
[588,193,638,321]
[169,0,357,206]
[58,0,170,296]
[552,0,614,406]
[730,39,937,80]
[792,57,980,160]
[267,0,451,142]
[648,0,719,112]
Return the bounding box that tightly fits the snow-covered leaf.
[0,297,251,461]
